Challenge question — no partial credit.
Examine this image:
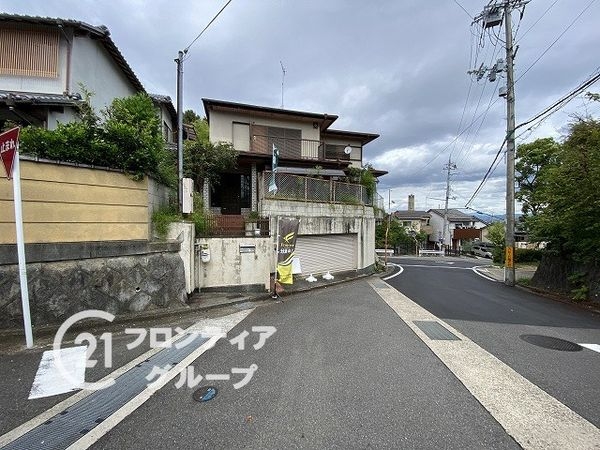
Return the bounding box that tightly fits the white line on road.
[471,265,500,282]
[68,309,253,449]
[369,280,600,450]
[579,343,600,354]
[0,309,254,449]
[382,263,403,280]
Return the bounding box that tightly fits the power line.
[515,0,560,42]
[516,0,597,83]
[452,0,474,19]
[464,138,506,208]
[184,0,234,54]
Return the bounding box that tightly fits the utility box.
[483,7,503,28]
[181,178,194,213]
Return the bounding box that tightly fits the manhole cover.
[193,386,218,402]
[520,334,582,351]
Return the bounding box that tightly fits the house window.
[163,122,172,143]
[0,27,59,77]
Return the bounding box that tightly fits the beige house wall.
[209,110,320,148]
[0,158,149,244]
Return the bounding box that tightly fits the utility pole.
[175,50,186,213]
[442,157,457,254]
[503,1,517,286]
[472,0,528,286]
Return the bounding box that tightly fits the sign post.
[1,127,33,348]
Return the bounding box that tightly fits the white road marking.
[369,280,600,450]
[579,343,600,354]
[29,346,87,399]
[382,263,403,280]
[0,309,253,449]
[471,265,499,282]
[68,309,253,450]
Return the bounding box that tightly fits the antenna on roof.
[280,60,286,109]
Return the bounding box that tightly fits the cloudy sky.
[4,0,600,215]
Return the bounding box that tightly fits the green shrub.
[152,206,180,238]
[515,248,543,263]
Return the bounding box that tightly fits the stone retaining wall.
[0,251,187,329]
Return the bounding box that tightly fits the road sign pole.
[12,152,33,348]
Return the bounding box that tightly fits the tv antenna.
[280,60,286,108]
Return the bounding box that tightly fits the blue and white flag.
[269,144,279,194]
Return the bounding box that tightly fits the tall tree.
[515,137,560,221]
[531,118,600,262]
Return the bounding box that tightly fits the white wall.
[71,36,138,113]
[167,222,195,294]
[260,199,376,271]
[197,237,272,291]
[1,29,69,94]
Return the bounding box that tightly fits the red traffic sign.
[0,127,19,179]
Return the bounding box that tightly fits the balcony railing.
[261,171,374,206]
[251,134,322,160]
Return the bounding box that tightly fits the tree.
[19,91,177,186]
[184,139,237,190]
[486,221,506,263]
[530,118,600,263]
[515,137,560,222]
[183,109,201,125]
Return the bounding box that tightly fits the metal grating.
[3,334,209,450]
[413,321,460,341]
[520,334,582,352]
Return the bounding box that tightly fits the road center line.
[369,279,600,450]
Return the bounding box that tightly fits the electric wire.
[515,0,597,83]
[182,0,234,57]
[452,0,474,19]
[515,0,560,42]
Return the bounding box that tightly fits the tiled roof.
[0,90,82,105]
[149,94,177,122]
[393,210,430,220]
[428,208,477,222]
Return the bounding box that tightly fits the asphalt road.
[3,258,599,449]
[90,280,519,449]
[385,256,600,428]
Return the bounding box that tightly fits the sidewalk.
[473,264,537,282]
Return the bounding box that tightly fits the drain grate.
[413,321,460,341]
[520,334,582,352]
[3,334,209,450]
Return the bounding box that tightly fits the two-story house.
[200,98,386,279]
[428,208,486,250]
[0,14,175,141]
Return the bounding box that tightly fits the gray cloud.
[3,0,600,214]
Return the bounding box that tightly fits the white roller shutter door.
[294,234,357,275]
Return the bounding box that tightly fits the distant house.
[428,208,486,250]
[0,14,175,145]
[393,195,431,234]
[200,98,386,281]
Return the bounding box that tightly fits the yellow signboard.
[505,246,514,269]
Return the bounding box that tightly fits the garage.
[294,234,358,275]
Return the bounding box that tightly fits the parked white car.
[472,244,493,258]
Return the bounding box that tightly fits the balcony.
[260,171,374,206]
[251,134,323,160]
